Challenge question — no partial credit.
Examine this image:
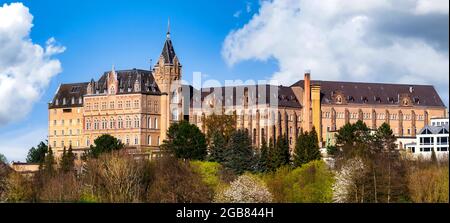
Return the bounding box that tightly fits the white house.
[406,118,449,160]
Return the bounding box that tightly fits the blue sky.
[0,0,448,161]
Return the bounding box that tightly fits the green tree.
[26,141,48,163]
[223,129,255,174]
[161,120,207,160]
[0,153,7,164]
[60,145,75,173]
[306,127,322,161]
[257,139,270,172]
[264,160,334,203]
[208,131,226,163]
[293,130,308,167]
[43,146,56,176]
[85,134,124,159]
[271,135,290,169]
[203,113,237,144]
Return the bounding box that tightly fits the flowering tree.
[332,157,366,203]
[214,174,273,203]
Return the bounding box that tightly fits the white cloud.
[222,0,449,105]
[414,0,449,15]
[0,126,47,162]
[0,2,65,126]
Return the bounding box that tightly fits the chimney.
[304,70,311,131]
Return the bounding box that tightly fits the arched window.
[148,135,152,145]
[253,128,257,144]
[86,119,91,130]
[148,117,152,129]
[126,135,130,145]
[102,118,107,129]
[126,116,131,128]
[118,116,123,129]
[157,136,160,146]
[154,118,158,129]
[172,89,179,103]
[134,136,139,145]
[109,86,115,94]
[110,118,115,129]
[134,116,140,128]
[94,119,99,130]
[172,108,178,121]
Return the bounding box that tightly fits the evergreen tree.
[161,120,207,160]
[208,131,226,163]
[223,129,255,174]
[293,130,308,167]
[257,139,270,172]
[43,146,55,176]
[271,135,290,169]
[267,138,276,172]
[306,127,322,161]
[26,141,48,164]
[60,145,75,173]
[85,134,124,159]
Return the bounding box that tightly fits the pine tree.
[60,145,75,173]
[267,138,275,172]
[257,139,270,172]
[208,131,226,163]
[293,130,308,167]
[43,146,55,176]
[223,129,255,174]
[306,127,322,161]
[271,135,290,169]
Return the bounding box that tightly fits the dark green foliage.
[60,145,75,173]
[85,134,124,159]
[161,120,207,160]
[271,135,290,169]
[326,145,338,156]
[223,129,255,174]
[335,122,409,203]
[257,139,270,172]
[208,131,227,163]
[43,146,56,176]
[293,128,321,167]
[26,141,48,163]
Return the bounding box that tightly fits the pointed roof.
[158,18,178,65]
[160,37,177,64]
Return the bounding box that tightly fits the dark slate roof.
[292,80,446,107]
[419,124,449,135]
[190,85,301,108]
[49,82,88,109]
[160,38,178,64]
[96,69,161,95]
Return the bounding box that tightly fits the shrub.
[408,163,449,203]
[214,174,273,203]
[265,160,334,203]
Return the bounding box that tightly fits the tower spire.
[166,17,170,39]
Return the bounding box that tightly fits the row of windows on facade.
[322,111,425,121]
[85,100,159,111]
[53,129,80,136]
[419,136,449,145]
[415,147,448,153]
[86,117,159,130]
[53,119,81,126]
[54,97,82,106]
[53,135,161,148]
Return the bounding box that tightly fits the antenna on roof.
[150,58,153,70]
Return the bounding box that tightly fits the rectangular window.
[110,101,114,109]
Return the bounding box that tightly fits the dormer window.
[71,97,75,104]
[62,98,66,105]
[55,99,59,106]
[336,95,342,104]
[78,97,82,104]
[109,86,115,95]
